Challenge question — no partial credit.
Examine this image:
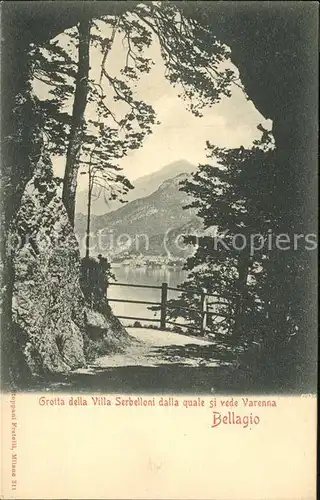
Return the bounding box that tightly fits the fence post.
[200,288,207,336]
[105,285,108,307]
[160,282,168,330]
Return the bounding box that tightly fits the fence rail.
[111,282,162,290]
[108,298,161,306]
[107,281,231,336]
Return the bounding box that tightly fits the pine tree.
[163,129,277,347]
[30,4,237,223]
[30,15,158,228]
[62,19,91,224]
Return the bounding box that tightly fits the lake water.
[108,265,188,326]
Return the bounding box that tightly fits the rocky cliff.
[11,156,86,378]
[11,156,130,382]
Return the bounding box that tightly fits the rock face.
[11,156,86,377]
[84,306,134,361]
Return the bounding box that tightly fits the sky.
[34,20,272,189]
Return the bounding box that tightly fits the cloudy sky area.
[100,33,271,183]
[35,21,271,190]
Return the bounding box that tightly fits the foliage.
[79,255,115,310]
[162,129,278,344]
[131,2,237,115]
[30,3,237,195]
[29,3,238,260]
[29,19,157,206]
[29,39,76,156]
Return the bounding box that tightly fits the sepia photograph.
[1,1,318,397]
[0,3,318,500]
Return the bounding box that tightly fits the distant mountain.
[75,159,196,215]
[126,159,196,205]
[75,171,204,258]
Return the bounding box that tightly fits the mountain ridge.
[76,159,197,216]
[75,169,203,258]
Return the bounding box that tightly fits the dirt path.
[48,328,238,394]
[86,327,221,370]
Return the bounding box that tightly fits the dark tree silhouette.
[62,19,91,224]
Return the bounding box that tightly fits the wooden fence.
[106,282,231,336]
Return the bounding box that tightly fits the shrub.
[80,255,115,310]
[133,321,142,328]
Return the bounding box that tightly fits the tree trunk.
[62,19,91,226]
[233,255,250,341]
[85,178,92,258]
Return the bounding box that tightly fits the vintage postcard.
[0,1,318,499]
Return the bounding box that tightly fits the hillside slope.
[75,172,203,257]
[76,159,196,215]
